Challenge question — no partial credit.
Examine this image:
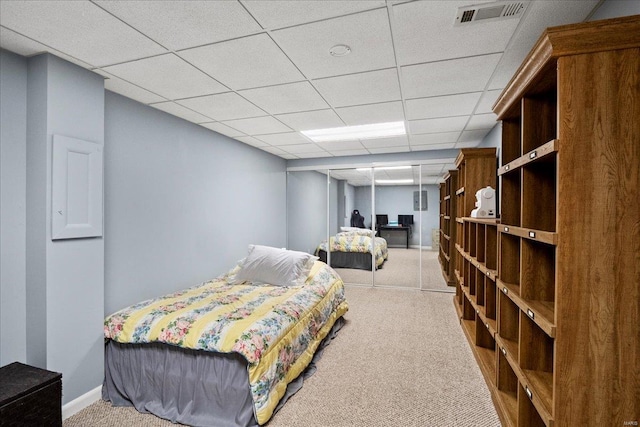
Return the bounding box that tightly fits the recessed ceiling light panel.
[301,121,406,143]
[375,179,414,185]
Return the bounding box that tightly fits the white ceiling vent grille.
[455,2,526,26]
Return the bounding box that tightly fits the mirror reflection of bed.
[286,165,454,292]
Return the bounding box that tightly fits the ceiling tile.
[405,92,482,120]
[254,132,312,146]
[98,71,166,104]
[0,27,94,68]
[150,101,212,123]
[176,92,266,121]
[466,113,498,130]
[459,129,491,142]
[392,0,519,66]
[271,9,396,79]
[315,140,366,151]
[234,136,269,147]
[179,33,304,90]
[455,140,483,148]
[221,116,292,135]
[402,53,502,98]
[0,1,166,67]
[242,0,386,29]
[409,116,469,134]
[260,146,289,156]
[410,132,460,145]
[294,151,333,159]
[360,136,409,149]
[420,164,445,174]
[476,89,503,114]
[411,143,457,151]
[95,0,262,51]
[335,101,405,126]
[280,153,300,160]
[199,122,246,138]
[239,81,329,115]
[102,54,228,100]
[329,148,370,156]
[313,68,401,108]
[280,143,324,154]
[368,146,411,154]
[275,109,345,131]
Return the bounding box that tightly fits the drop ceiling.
[1,0,601,164]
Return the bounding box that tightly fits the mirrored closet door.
[370,165,420,289]
[287,164,455,293]
[323,167,374,286]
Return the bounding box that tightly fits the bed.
[102,245,348,427]
[316,229,388,271]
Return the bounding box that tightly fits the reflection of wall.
[344,182,355,228]
[354,184,440,248]
[337,180,356,230]
[329,176,339,235]
[287,171,325,254]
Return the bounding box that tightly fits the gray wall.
[0,52,106,403]
[354,184,440,247]
[32,54,106,403]
[344,182,355,228]
[0,50,28,365]
[590,0,640,20]
[104,92,287,315]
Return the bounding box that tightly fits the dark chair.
[398,215,414,227]
[350,210,365,228]
[375,214,389,228]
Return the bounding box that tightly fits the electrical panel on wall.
[413,190,427,211]
[51,134,103,240]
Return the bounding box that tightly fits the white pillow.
[340,226,361,232]
[233,245,318,287]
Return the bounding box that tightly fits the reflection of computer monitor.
[376,214,388,227]
[398,215,414,226]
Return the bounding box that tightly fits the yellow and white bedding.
[317,232,388,268]
[104,261,348,425]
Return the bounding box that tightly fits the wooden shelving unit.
[454,15,640,427]
[449,148,496,300]
[438,170,457,286]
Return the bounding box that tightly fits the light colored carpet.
[335,248,454,291]
[64,266,499,427]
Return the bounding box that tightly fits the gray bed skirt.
[102,316,345,427]
[317,249,376,270]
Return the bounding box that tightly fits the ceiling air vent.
[454,1,526,26]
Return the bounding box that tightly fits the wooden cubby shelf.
[438,171,458,286]
[451,16,640,427]
[498,139,559,176]
[499,225,557,245]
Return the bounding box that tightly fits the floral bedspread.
[104,261,348,425]
[317,233,388,267]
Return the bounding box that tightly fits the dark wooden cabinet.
[0,362,62,427]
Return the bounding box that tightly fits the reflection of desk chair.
[351,210,365,228]
[398,214,414,237]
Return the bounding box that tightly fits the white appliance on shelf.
[471,186,496,218]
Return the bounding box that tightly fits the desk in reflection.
[378,225,410,249]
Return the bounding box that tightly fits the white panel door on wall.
[51,134,103,240]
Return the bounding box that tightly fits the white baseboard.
[62,385,102,420]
